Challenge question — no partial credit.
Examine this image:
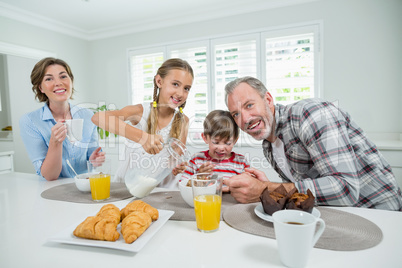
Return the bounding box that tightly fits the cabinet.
[0,151,14,174]
[379,149,402,189]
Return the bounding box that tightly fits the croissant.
[96,204,121,225]
[73,216,120,241]
[121,200,159,221]
[121,211,152,244]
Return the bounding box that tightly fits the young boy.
[180,110,249,181]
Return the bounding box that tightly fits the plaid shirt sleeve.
[293,102,361,206]
[276,100,402,210]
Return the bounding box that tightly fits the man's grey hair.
[224,76,268,106]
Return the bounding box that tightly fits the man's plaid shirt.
[263,98,402,211]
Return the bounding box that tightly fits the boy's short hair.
[203,110,239,141]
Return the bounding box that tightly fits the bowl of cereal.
[179,179,194,207]
[74,173,91,192]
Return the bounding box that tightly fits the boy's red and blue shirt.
[181,151,250,181]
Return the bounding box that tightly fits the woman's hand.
[142,133,164,154]
[50,120,67,144]
[89,147,106,163]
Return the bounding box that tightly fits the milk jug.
[124,138,190,198]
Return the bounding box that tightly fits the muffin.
[286,189,315,213]
[259,186,315,215]
[259,185,296,215]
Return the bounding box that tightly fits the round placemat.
[140,191,238,221]
[41,183,132,203]
[222,203,383,251]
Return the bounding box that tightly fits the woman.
[20,57,104,181]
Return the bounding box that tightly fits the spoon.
[66,159,79,178]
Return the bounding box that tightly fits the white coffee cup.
[273,210,325,268]
[64,119,83,142]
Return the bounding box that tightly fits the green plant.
[90,104,117,139]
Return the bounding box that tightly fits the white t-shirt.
[271,138,295,182]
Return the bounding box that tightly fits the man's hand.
[244,167,269,181]
[223,172,269,203]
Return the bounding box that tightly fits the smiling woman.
[19,57,105,181]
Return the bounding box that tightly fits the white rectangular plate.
[48,209,174,252]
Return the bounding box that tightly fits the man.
[223,76,402,211]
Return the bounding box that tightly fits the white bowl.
[178,179,194,207]
[74,173,91,192]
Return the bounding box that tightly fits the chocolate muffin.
[259,186,315,215]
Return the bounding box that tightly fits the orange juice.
[194,194,222,232]
[89,173,111,201]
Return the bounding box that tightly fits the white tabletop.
[0,172,401,268]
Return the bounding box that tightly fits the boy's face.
[202,134,237,160]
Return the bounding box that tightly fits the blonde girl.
[92,58,193,186]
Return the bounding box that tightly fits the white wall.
[0,0,401,173]
[0,55,11,128]
[87,0,402,135]
[5,55,40,172]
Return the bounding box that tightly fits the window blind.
[128,24,320,145]
[213,39,257,111]
[130,52,164,104]
[265,33,314,105]
[170,46,208,142]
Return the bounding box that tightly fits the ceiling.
[0,0,316,40]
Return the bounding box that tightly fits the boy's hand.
[198,161,215,173]
[172,162,188,176]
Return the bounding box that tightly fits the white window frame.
[261,23,322,105]
[127,21,323,147]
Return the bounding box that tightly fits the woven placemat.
[41,183,132,203]
[223,203,383,251]
[140,191,238,221]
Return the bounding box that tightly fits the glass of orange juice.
[87,159,111,202]
[191,173,223,233]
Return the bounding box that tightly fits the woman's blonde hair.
[30,57,75,103]
[147,58,194,139]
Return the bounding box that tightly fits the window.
[212,34,259,111]
[130,52,164,104]
[128,23,321,145]
[264,33,315,105]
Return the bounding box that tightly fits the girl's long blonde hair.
[147,58,194,139]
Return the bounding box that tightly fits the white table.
[1,172,401,268]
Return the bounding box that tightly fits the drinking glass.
[87,159,111,201]
[191,173,223,233]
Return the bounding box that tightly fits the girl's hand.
[143,133,164,154]
[198,161,215,174]
[50,120,67,144]
[172,162,188,176]
[89,147,106,163]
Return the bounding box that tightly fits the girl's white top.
[114,103,179,188]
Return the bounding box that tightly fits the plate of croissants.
[48,201,174,252]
